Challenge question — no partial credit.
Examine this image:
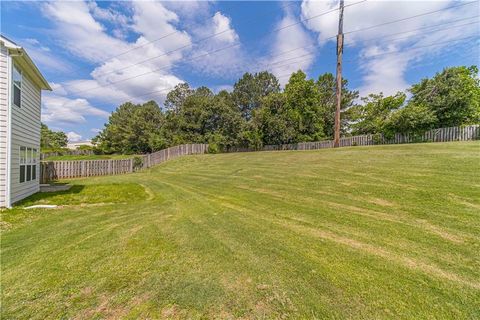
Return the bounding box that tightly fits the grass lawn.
[42,154,135,161]
[2,142,479,319]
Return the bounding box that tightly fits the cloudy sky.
[1,0,478,142]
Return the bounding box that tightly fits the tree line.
[65,65,480,154]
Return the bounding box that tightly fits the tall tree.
[252,93,298,145]
[408,65,480,127]
[284,71,325,142]
[316,73,359,138]
[232,71,280,120]
[93,101,165,154]
[40,123,68,150]
[384,103,437,136]
[164,83,193,112]
[348,92,406,135]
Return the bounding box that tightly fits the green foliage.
[40,123,68,150]
[408,65,480,127]
[92,65,478,154]
[164,82,193,112]
[385,103,437,136]
[93,101,165,154]
[316,73,359,138]
[349,92,406,135]
[284,71,324,142]
[132,156,144,170]
[350,65,480,136]
[232,71,280,119]
[253,93,296,145]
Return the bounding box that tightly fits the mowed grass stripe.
[1,142,479,319]
[157,176,479,288]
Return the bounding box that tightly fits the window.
[20,146,26,183]
[32,148,37,180]
[13,64,22,108]
[19,147,37,183]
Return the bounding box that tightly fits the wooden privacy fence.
[40,144,208,183]
[41,126,478,182]
[228,125,480,152]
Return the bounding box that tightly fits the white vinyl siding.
[0,43,8,207]
[9,60,41,204]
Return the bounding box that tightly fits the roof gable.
[1,35,52,91]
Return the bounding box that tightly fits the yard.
[1,142,479,319]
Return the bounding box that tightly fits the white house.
[1,35,51,208]
[67,140,93,150]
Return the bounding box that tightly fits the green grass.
[2,142,479,319]
[43,154,135,161]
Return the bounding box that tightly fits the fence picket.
[40,126,478,183]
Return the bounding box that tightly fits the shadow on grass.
[15,183,149,207]
[16,185,85,207]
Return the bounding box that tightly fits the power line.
[343,35,478,62]
[356,15,479,44]
[76,32,478,112]
[60,1,301,76]
[81,50,321,110]
[71,0,476,96]
[85,34,477,112]
[344,0,477,36]
[247,15,479,73]
[72,0,368,94]
[68,1,478,107]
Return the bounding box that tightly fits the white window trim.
[19,146,38,183]
[12,63,22,108]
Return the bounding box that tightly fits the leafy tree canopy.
[93,101,165,154]
[232,71,280,120]
[408,65,480,127]
[92,65,478,154]
[40,123,68,151]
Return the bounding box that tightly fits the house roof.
[1,35,52,91]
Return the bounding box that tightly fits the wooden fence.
[229,125,480,152]
[40,144,208,183]
[40,125,478,183]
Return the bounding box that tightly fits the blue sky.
[1,0,478,142]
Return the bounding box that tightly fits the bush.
[208,143,220,154]
[132,156,144,170]
[372,135,384,145]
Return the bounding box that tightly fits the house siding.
[0,43,8,207]
[9,59,41,205]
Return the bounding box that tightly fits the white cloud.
[211,12,239,44]
[301,0,479,96]
[49,82,67,96]
[21,38,72,73]
[67,131,82,143]
[41,1,130,62]
[186,11,243,77]
[42,95,109,124]
[87,1,131,39]
[90,128,102,134]
[40,0,192,105]
[265,8,315,85]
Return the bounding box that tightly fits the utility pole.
[334,0,344,148]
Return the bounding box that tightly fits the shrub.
[208,143,220,154]
[132,156,144,170]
